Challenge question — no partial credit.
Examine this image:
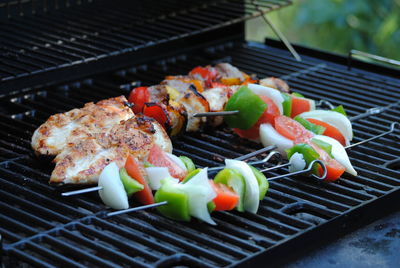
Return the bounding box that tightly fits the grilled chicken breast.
[50,116,171,184]
[31,96,172,184]
[31,96,134,156]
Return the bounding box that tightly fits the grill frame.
[0,0,291,93]
[1,37,399,267]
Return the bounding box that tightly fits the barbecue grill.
[1,0,399,267]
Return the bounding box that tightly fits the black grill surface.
[1,40,399,267]
[0,0,290,92]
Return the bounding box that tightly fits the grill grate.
[1,40,399,267]
[0,0,290,92]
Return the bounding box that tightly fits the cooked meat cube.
[259,77,290,93]
[216,63,245,82]
[162,79,209,132]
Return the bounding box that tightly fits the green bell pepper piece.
[179,156,196,173]
[154,179,190,221]
[312,138,334,158]
[281,92,292,117]
[292,92,305,98]
[224,86,267,130]
[332,105,347,116]
[182,168,201,183]
[119,168,144,197]
[286,143,320,174]
[294,116,326,135]
[207,201,216,213]
[143,161,155,168]
[249,165,269,200]
[214,168,246,212]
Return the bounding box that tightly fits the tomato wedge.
[291,96,311,118]
[143,103,168,129]
[128,87,150,114]
[306,118,346,146]
[234,95,280,140]
[309,141,346,181]
[275,115,313,143]
[125,155,154,205]
[209,180,239,211]
[147,145,187,180]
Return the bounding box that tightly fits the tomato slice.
[125,155,154,205]
[128,87,150,114]
[291,96,311,118]
[209,180,239,211]
[275,115,313,143]
[147,145,187,180]
[309,142,345,181]
[234,95,280,140]
[306,118,346,146]
[143,103,168,129]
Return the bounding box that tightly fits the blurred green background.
[246,0,400,60]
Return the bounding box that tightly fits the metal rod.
[258,13,301,62]
[316,99,335,109]
[106,201,168,217]
[350,102,400,122]
[193,110,239,117]
[62,186,102,196]
[266,160,327,181]
[208,148,281,172]
[235,145,277,161]
[259,162,291,173]
[348,49,400,70]
[345,122,399,149]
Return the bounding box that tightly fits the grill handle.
[347,50,400,70]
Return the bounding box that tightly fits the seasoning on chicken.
[50,116,172,184]
[31,96,134,156]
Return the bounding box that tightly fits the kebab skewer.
[62,121,398,224]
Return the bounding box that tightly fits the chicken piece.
[202,86,235,127]
[147,84,169,103]
[51,116,172,184]
[31,96,133,156]
[162,79,209,132]
[259,77,290,93]
[215,63,245,82]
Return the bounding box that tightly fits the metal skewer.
[106,201,168,217]
[193,110,239,117]
[208,147,281,172]
[62,145,277,197]
[193,98,338,118]
[265,160,327,182]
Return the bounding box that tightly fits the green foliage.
[246,0,400,60]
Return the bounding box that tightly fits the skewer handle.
[62,186,102,196]
[266,160,327,181]
[345,122,399,149]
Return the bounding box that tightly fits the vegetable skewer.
[104,159,326,219]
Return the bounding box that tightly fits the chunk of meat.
[50,116,172,184]
[31,96,133,156]
[215,63,245,82]
[202,86,233,127]
[162,79,209,132]
[259,77,290,93]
